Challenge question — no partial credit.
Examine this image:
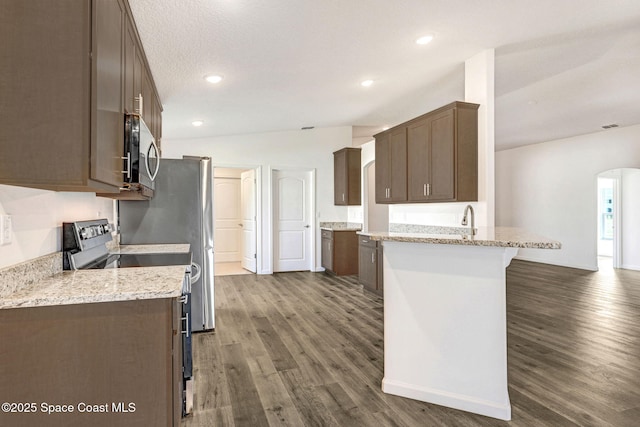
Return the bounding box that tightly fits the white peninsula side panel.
[381,241,518,420]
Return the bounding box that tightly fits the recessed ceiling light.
[361,79,374,87]
[416,35,434,45]
[204,74,223,84]
[192,120,204,127]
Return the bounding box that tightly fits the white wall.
[496,124,640,270]
[0,185,115,269]
[162,126,352,273]
[621,168,640,270]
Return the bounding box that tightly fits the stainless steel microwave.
[123,114,159,190]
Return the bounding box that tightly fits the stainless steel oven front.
[62,219,194,417]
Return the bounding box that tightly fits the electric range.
[62,218,194,416]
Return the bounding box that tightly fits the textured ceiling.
[128,0,640,150]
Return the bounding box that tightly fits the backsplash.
[0,184,116,269]
[0,252,62,298]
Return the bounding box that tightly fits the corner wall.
[495,124,640,270]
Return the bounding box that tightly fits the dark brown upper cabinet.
[375,101,479,204]
[375,127,408,203]
[0,0,162,196]
[334,148,361,205]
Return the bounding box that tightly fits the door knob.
[304,225,310,228]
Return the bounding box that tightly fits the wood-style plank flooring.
[182,261,640,426]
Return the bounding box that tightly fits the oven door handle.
[181,312,190,338]
[190,262,202,284]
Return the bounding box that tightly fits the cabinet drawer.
[321,229,333,239]
[359,236,378,248]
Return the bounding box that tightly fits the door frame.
[212,164,262,274]
[269,167,316,273]
[596,170,622,269]
[240,169,258,273]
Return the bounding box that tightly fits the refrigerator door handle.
[190,262,202,283]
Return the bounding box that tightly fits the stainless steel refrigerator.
[119,157,215,331]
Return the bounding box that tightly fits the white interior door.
[213,178,241,263]
[273,169,312,272]
[241,169,257,272]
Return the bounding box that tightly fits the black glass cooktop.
[84,252,192,269]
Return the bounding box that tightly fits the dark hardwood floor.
[182,260,640,427]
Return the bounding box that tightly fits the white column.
[465,49,495,227]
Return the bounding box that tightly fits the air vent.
[301,126,315,130]
[602,123,619,129]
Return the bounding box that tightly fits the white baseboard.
[621,264,640,271]
[382,378,511,421]
[513,255,598,271]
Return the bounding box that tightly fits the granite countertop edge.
[319,222,362,231]
[358,227,561,249]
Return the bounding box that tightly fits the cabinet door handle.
[121,152,131,179]
[135,93,143,115]
[371,252,375,263]
[342,193,345,202]
[427,183,431,196]
[423,183,427,196]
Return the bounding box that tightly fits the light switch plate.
[0,215,12,245]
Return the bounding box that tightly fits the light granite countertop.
[319,222,362,231]
[0,243,191,310]
[359,227,561,249]
[0,265,187,310]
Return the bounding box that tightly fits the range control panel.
[78,223,112,240]
[63,219,114,252]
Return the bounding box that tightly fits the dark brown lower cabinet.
[0,298,182,427]
[359,236,383,296]
[321,229,359,276]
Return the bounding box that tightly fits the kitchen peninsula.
[359,227,561,420]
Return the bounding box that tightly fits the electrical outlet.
[0,215,12,245]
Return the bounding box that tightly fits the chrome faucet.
[461,204,476,236]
